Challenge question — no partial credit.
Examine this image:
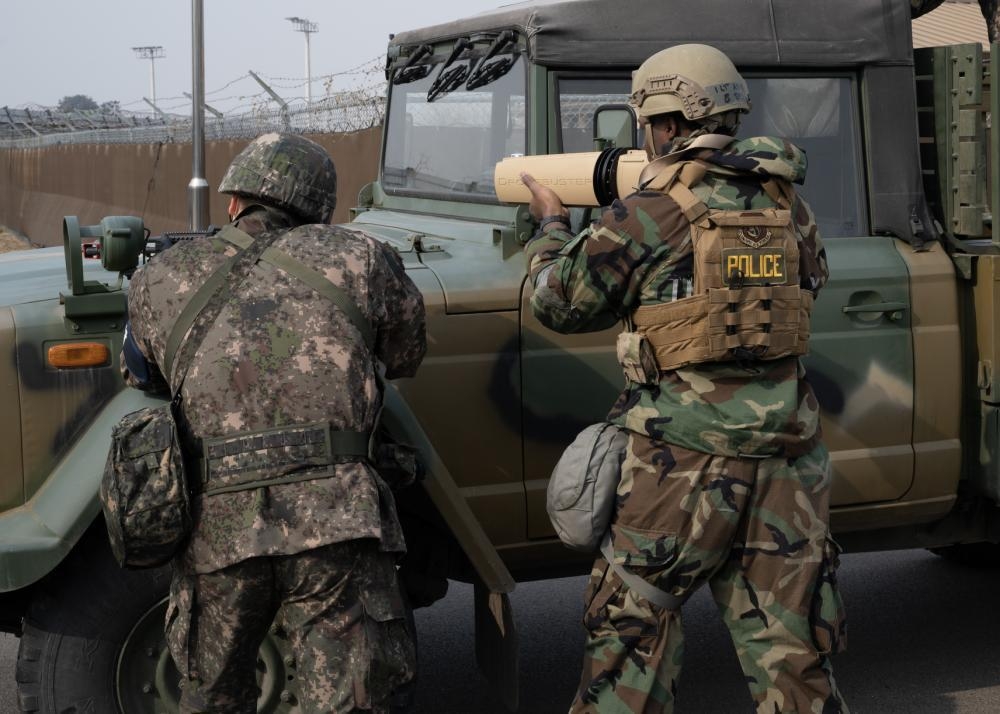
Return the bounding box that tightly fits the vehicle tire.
[14,524,310,713]
[14,525,171,713]
[929,541,1000,568]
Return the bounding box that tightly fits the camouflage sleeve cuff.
[523,226,574,261]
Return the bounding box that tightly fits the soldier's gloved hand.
[520,172,569,229]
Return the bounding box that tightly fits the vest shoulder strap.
[217,223,255,249]
[219,224,376,352]
[657,160,711,225]
[259,245,376,353]
[760,177,795,209]
[163,225,259,384]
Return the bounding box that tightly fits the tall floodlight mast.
[286,16,318,104]
[189,0,209,230]
[131,46,166,106]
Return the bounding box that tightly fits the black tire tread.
[15,627,45,713]
[14,525,169,714]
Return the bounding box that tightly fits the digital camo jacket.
[124,205,427,573]
[524,137,829,458]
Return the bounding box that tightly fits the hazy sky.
[2,0,508,114]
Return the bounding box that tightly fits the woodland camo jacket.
[524,137,829,458]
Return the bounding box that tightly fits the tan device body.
[494,149,649,206]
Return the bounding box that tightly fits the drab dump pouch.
[101,403,192,569]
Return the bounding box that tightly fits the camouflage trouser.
[166,539,416,714]
[570,436,848,714]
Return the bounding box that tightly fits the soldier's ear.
[226,195,240,222]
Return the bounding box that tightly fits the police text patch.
[721,247,787,285]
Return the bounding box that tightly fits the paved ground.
[406,548,1000,713]
[2,548,999,713]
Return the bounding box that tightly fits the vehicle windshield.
[557,75,866,238]
[382,55,526,201]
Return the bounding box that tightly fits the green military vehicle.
[0,0,997,711]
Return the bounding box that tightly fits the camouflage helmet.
[629,44,751,122]
[218,133,337,224]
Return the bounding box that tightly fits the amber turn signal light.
[48,342,111,369]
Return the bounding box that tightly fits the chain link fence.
[1,93,386,149]
[1,59,388,149]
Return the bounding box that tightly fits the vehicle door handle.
[841,302,908,320]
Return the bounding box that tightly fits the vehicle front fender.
[0,388,163,593]
[381,381,515,595]
[382,381,519,709]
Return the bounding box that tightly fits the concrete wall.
[0,129,382,246]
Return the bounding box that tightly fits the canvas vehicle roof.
[389,0,914,68]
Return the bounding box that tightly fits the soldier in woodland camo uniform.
[121,133,426,713]
[521,46,848,713]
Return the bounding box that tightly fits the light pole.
[286,16,318,104]
[132,46,165,106]
[189,0,209,231]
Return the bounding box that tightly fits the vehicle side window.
[556,75,866,238]
[742,77,866,238]
[556,78,631,153]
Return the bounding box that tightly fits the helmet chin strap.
[643,124,675,160]
[642,124,658,160]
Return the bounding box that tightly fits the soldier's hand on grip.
[520,172,568,223]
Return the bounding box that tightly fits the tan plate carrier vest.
[624,159,813,374]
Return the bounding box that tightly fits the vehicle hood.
[344,207,523,313]
[0,247,123,306]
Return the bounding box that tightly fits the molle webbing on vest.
[196,421,371,496]
[628,161,812,371]
[632,287,812,369]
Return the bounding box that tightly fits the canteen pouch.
[546,422,629,552]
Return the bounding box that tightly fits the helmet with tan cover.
[629,44,751,122]
[218,133,338,224]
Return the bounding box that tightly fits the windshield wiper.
[427,38,472,102]
[393,44,434,85]
[466,30,517,91]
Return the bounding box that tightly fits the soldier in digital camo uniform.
[121,133,426,713]
[520,45,849,713]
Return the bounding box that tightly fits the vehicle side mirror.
[593,104,638,150]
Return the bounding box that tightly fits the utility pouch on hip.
[374,439,423,491]
[616,331,660,385]
[100,402,192,569]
